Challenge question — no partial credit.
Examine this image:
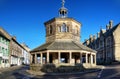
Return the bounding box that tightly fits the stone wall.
[113,25,120,61]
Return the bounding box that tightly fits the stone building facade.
[10,37,23,66]
[83,20,120,64]
[30,0,96,68]
[0,27,10,68]
[0,27,31,67]
[21,43,31,65]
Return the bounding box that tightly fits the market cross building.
[30,0,96,68]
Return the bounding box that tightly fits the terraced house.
[0,27,31,68]
[0,28,11,68]
[83,21,120,64]
[21,43,31,65]
[10,37,23,66]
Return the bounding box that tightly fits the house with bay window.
[0,27,30,67]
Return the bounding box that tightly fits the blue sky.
[0,0,120,49]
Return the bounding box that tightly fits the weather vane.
[62,0,65,7]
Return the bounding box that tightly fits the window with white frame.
[58,23,69,32]
[61,23,67,32]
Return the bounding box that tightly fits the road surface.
[1,64,120,79]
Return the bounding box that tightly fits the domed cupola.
[59,0,68,18]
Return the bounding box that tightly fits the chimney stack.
[86,40,89,45]
[93,35,96,40]
[97,32,100,38]
[106,24,109,31]
[109,20,113,29]
[89,35,93,42]
[89,35,93,39]
[12,36,16,40]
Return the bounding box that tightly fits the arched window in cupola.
[58,23,69,32]
[61,23,67,32]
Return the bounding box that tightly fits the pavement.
[0,65,23,73]
[0,65,32,79]
[1,64,120,79]
[26,64,120,79]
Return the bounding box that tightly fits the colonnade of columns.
[31,51,96,65]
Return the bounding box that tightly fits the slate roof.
[0,31,10,40]
[30,41,96,53]
[0,27,11,40]
[104,23,120,37]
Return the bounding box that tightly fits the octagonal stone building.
[30,0,96,68]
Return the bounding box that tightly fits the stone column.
[86,53,88,63]
[40,53,43,64]
[80,52,82,63]
[94,54,96,65]
[30,54,33,64]
[80,53,81,63]
[47,52,49,63]
[58,52,61,64]
[69,52,72,64]
[35,53,37,64]
[91,54,93,64]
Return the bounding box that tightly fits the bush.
[41,64,56,73]
[30,63,85,73]
[30,64,42,71]
[56,64,85,73]
[75,63,85,71]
